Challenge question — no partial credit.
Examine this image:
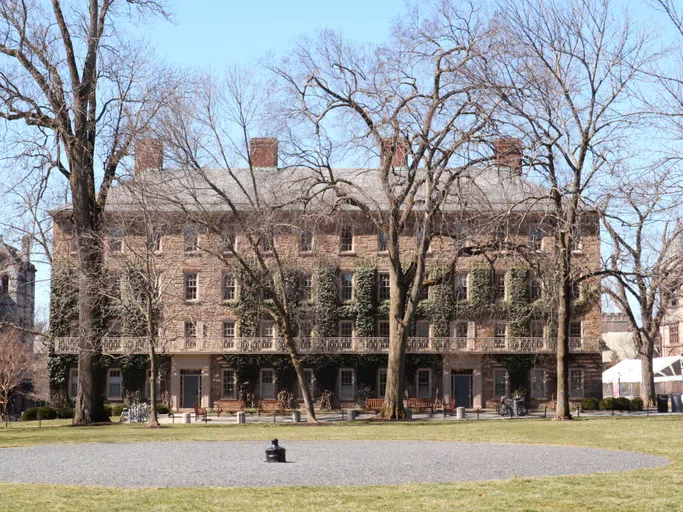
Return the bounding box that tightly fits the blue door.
[452,373,472,408]
[182,375,200,408]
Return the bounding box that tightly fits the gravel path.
[0,441,667,488]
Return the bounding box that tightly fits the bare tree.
[0,0,173,423]
[152,70,320,422]
[600,165,683,405]
[482,0,652,419]
[273,2,499,418]
[0,328,35,419]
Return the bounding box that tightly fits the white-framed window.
[377,230,388,252]
[260,320,275,338]
[528,225,544,251]
[571,280,581,300]
[455,273,468,300]
[184,273,198,301]
[529,320,544,338]
[222,369,237,399]
[147,228,162,253]
[222,321,235,348]
[378,272,390,301]
[296,368,315,399]
[493,368,507,398]
[377,368,387,397]
[109,227,123,254]
[221,230,236,253]
[454,321,468,339]
[260,368,275,399]
[184,225,198,252]
[340,271,353,302]
[222,273,236,301]
[416,368,432,398]
[416,320,430,338]
[184,321,197,348]
[494,272,506,301]
[107,369,122,400]
[339,320,354,338]
[494,324,507,338]
[300,230,314,252]
[529,368,546,399]
[569,368,584,399]
[340,225,354,252]
[378,320,390,337]
[339,368,355,401]
[300,273,312,301]
[258,234,273,253]
[569,321,582,338]
[69,368,78,398]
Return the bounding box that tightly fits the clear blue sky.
[144,0,400,68]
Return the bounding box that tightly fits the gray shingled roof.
[105,166,551,214]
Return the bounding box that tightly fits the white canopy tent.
[602,356,682,398]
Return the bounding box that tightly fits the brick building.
[50,139,602,411]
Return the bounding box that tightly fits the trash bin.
[657,394,669,413]
[671,394,682,413]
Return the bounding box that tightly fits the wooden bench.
[193,403,208,422]
[406,397,435,414]
[366,398,384,412]
[440,399,457,416]
[215,399,245,417]
[257,400,285,416]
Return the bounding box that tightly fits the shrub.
[599,397,617,410]
[112,404,125,417]
[37,406,57,420]
[156,403,169,414]
[616,397,631,411]
[57,407,74,419]
[103,404,113,417]
[581,398,600,411]
[21,407,38,421]
[630,397,644,411]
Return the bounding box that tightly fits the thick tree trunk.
[284,331,317,423]
[379,274,407,419]
[148,343,160,428]
[640,351,656,408]
[554,245,572,420]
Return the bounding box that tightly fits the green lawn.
[0,416,681,511]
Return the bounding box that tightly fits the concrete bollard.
[292,410,301,423]
[456,407,466,420]
[346,409,357,421]
[236,411,246,424]
[182,412,191,424]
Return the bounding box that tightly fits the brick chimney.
[21,235,31,262]
[135,138,163,175]
[250,138,278,168]
[493,137,522,174]
[380,138,408,168]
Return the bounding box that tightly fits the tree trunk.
[285,335,317,423]
[640,348,656,408]
[554,242,572,420]
[148,343,160,428]
[379,273,407,419]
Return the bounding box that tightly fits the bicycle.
[496,396,528,417]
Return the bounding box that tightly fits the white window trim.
[416,320,431,338]
[69,368,78,398]
[107,368,122,400]
[416,368,432,399]
[184,272,199,302]
[338,367,356,401]
[222,319,236,338]
[340,225,354,253]
[492,368,508,399]
[222,368,237,399]
[260,320,276,338]
[340,271,354,302]
[377,271,390,301]
[222,273,236,302]
[377,231,389,253]
[300,230,314,253]
[529,367,547,399]
[377,368,387,398]
[338,320,355,338]
[259,368,276,399]
[452,320,469,339]
[495,272,506,301]
[569,367,585,399]
[569,320,583,339]
[377,319,390,337]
